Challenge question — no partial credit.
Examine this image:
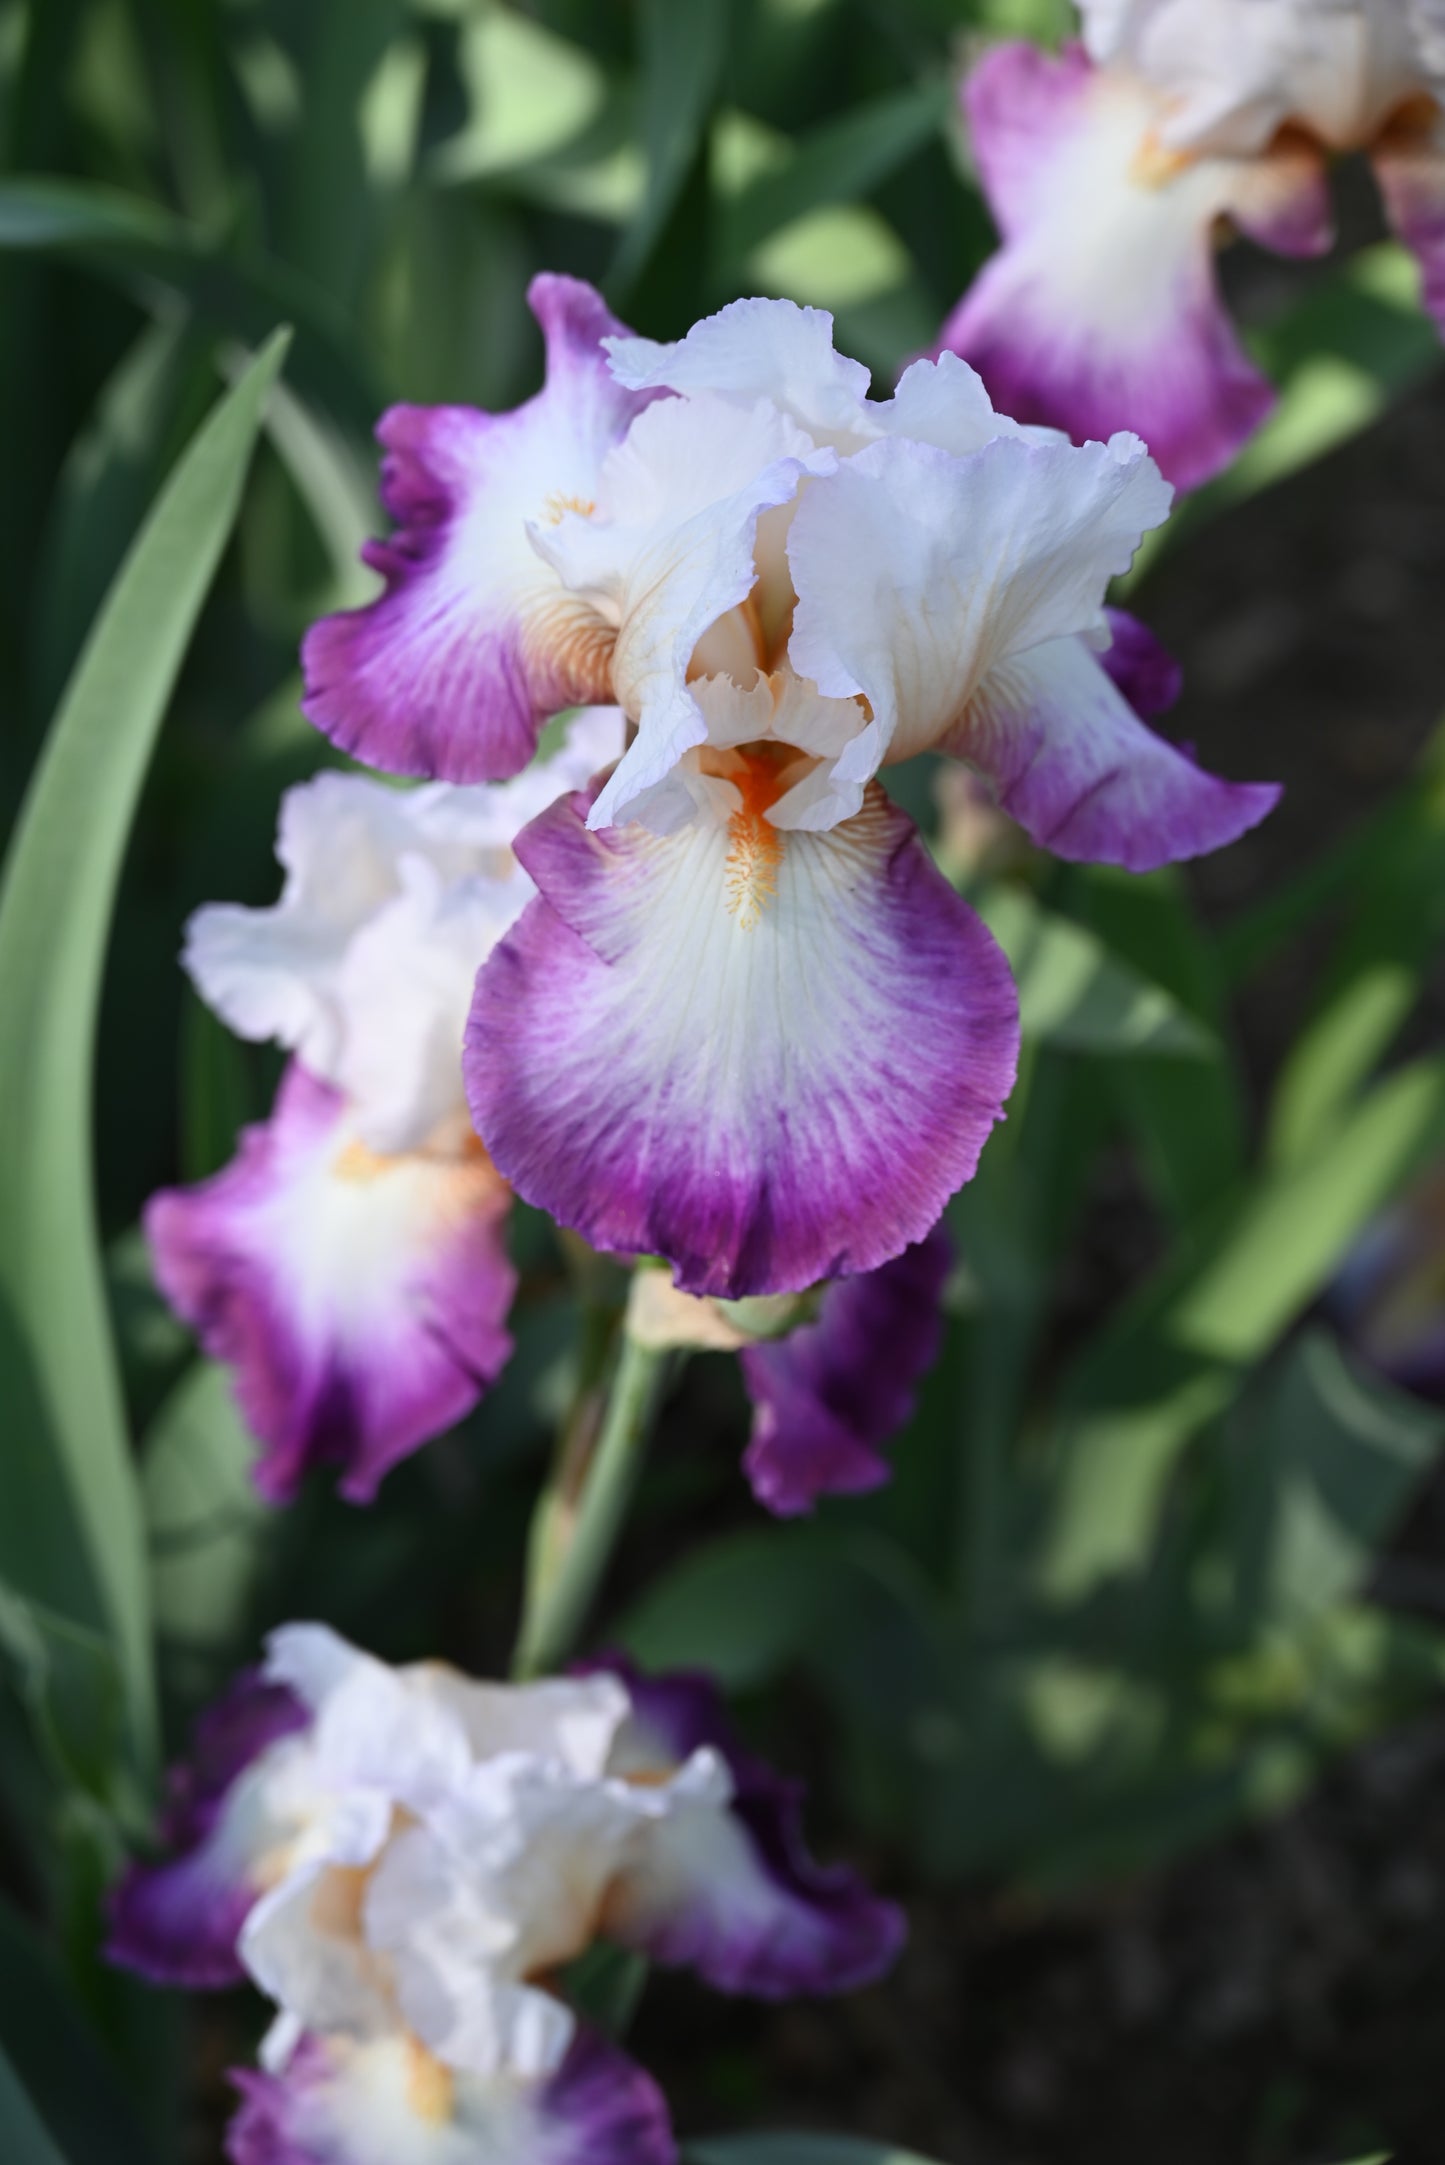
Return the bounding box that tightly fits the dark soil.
[641,1707,1445,2165]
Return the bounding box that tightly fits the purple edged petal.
[588,1655,905,1998]
[465,776,1018,1299]
[226,2026,675,2165]
[955,631,1279,871]
[302,275,652,783]
[1374,115,1445,331]
[107,1670,307,1989]
[146,1063,516,1505]
[741,1224,952,1516]
[1099,606,1182,720]
[939,42,1331,491]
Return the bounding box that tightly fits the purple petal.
[302,275,653,783]
[937,41,1330,491]
[586,1655,906,1999]
[1100,606,1182,721]
[465,779,1018,1299]
[741,1224,952,1516]
[146,1063,516,1506]
[226,2026,675,2165]
[1374,125,1445,331]
[107,1671,307,1989]
[956,632,1279,872]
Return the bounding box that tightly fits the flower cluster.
[109,1626,902,2165]
[941,0,1445,488]
[148,277,1276,1509]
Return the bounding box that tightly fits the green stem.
[512,1318,669,1680]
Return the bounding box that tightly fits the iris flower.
[938,0,1445,488]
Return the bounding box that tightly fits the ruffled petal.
[301,276,651,783]
[465,777,1018,1299]
[937,42,1331,491]
[590,1658,905,1998]
[787,424,1171,798]
[146,1064,516,1504]
[741,1223,952,1516]
[952,631,1279,869]
[533,394,832,831]
[1082,0,1433,156]
[226,2026,674,2165]
[603,294,874,447]
[107,1671,308,1988]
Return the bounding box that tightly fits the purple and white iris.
[939,0,1445,489]
[109,1625,902,2165]
[146,711,620,1502]
[303,277,1274,1297]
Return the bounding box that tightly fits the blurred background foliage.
[5,1,1445,2161]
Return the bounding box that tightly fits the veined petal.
[301,276,651,783]
[146,1064,515,1505]
[529,394,833,832]
[787,426,1171,787]
[590,1658,905,1997]
[953,633,1279,869]
[741,1224,952,1517]
[603,295,874,448]
[938,42,1331,491]
[226,2025,674,2165]
[107,1671,308,1988]
[465,776,1018,1299]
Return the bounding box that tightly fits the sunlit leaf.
[719,79,950,262]
[1042,1052,1445,1593]
[1225,1329,1443,1632]
[0,330,289,1771]
[609,0,728,294]
[981,884,1215,1059]
[142,1362,272,1658]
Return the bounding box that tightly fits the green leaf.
[1042,1052,1445,1594]
[142,1362,272,1658]
[34,312,216,721]
[0,2047,69,2165]
[0,329,290,1771]
[688,2139,945,2165]
[0,179,376,433]
[719,79,950,263]
[980,883,1214,1058]
[0,1904,152,2165]
[1266,730,1445,1167]
[0,1587,123,1805]
[609,0,729,295]
[1226,1330,1443,1633]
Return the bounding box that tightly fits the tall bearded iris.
[937,0,1445,489]
[145,713,620,1502]
[305,281,1275,1299]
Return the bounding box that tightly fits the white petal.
[787,429,1171,787]
[529,394,831,830]
[604,295,874,447]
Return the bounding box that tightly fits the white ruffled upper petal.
[603,295,875,448]
[531,393,833,831]
[786,427,1172,784]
